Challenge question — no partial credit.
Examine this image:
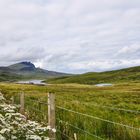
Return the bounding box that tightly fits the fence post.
[48,93,56,140]
[20,92,25,115]
[11,96,14,104]
[74,133,78,140]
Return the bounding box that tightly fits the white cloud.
[67,59,140,73]
[116,44,140,59]
[117,44,140,54]
[0,0,140,73]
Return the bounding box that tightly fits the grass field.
[0,82,140,139]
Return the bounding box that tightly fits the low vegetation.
[0,82,139,139]
[0,92,51,140]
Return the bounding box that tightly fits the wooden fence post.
[20,92,25,115]
[48,93,56,140]
[74,133,78,140]
[11,96,14,104]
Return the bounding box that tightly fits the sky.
[0,0,140,73]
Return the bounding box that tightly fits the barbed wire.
[56,97,140,114]
[16,95,140,114]
[26,98,49,105]
[56,106,140,131]
[57,129,74,140]
[26,106,45,114]
[13,93,140,140]
[85,103,140,114]
[57,118,104,140]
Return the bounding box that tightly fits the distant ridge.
[47,65,140,84]
[0,61,70,82]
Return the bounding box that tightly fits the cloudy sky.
[0,0,140,73]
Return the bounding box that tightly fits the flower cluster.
[0,92,50,140]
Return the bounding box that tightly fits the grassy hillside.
[0,71,23,82]
[47,66,140,84]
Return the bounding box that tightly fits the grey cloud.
[0,0,140,73]
[0,46,46,66]
[116,44,140,59]
[66,59,140,73]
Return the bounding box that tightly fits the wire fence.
[11,93,140,140]
[56,118,104,140]
[56,106,140,131]
[56,96,140,114]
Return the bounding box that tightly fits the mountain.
[1,62,140,83]
[47,66,140,84]
[0,62,70,82]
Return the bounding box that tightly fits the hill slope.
[0,62,70,82]
[47,66,140,84]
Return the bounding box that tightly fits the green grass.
[0,82,140,139]
[0,72,23,82]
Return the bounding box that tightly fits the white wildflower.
[11,135,17,140]
[43,137,50,140]
[26,135,42,140]
[0,92,6,102]
[0,128,10,134]
[47,125,51,130]
[0,134,6,140]
[52,128,56,133]
[0,93,49,139]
